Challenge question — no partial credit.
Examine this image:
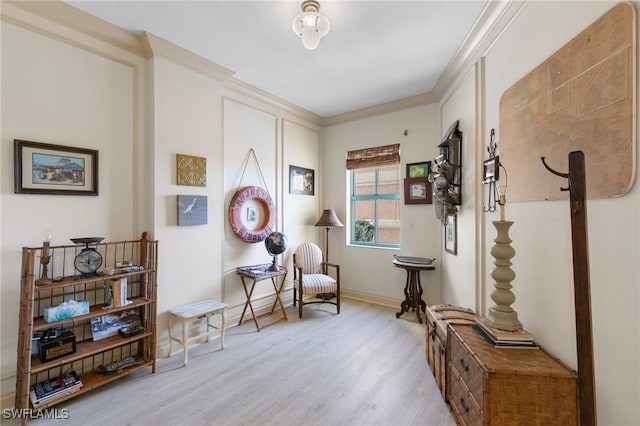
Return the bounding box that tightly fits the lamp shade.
[315,209,343,228]
[292,0,330,50]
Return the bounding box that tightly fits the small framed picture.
[14,139,98,195]
[247,207,257,223]
[177,195,207,226]
[289,165,315,195]
[482,156,500,184]
[404,178,432,205]
[445,214,457,255]
[406,161,431,178]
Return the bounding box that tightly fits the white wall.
[440,65,478,310]
[0,3,322,408]
[0,9,145,401]
[322,104,444,306]
[474,2,637,424]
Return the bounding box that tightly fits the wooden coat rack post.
[541,151,596,426]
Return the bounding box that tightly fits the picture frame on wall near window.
[289,165,315,195]
[406,161,431,178]
[404,177,432,205]
[445,213,457,255]
[14,139,98,196]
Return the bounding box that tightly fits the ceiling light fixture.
[291,0,330,50]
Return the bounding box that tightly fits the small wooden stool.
[168,299,228,366]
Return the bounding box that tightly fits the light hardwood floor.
[13,299,456,426]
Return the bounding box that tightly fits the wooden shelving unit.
[14,233,158,424]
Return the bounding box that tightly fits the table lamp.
[314,209,343,262]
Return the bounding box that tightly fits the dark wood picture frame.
[406,161,431,178]
[404,177,432,205]
[289,165,315,195]
[14,139,98,196]
[482,156,500,184]
[445,213,457,255]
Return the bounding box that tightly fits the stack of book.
[104,278,131,308]
[473,317,538,349]
[29,371,83,407]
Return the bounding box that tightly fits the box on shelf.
[38,330,76,363]
[43,300,90,323]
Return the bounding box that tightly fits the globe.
[265,232,288,271]
[265,232,288,256]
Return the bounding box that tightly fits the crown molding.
[222,78,323,128]
[3,0,149,58]
[322,92,436,127]
[432,0,528,101]
[143,33,234,82]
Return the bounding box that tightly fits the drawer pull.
[459,358,469,372]
[460,397,470,413]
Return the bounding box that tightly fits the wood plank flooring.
[13,299,456,426]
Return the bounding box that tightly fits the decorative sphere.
[265,232,288,257]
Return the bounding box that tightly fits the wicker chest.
[425,304,477,400]
[447,325,578,425]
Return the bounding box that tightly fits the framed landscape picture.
[14,139,98,195]
[406,161,431,178]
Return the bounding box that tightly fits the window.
[347,144,400,248]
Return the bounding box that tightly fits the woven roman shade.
[346,144,400,170]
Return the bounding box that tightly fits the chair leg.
[298,288,303,319]
[293,287,297,307]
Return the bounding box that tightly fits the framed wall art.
[177,195,207,226]
[445,213,457,255]
[14,139,98,196]
[177,153,206,187]
[404,178,432,205]
[289,165,314,195]
[406,161,431,178]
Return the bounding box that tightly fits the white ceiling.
[66,1,488,118]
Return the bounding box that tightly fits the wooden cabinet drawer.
[448,325,578,426]
[449,362,483,426]
[448,326,484,406]
[425,305,477,401]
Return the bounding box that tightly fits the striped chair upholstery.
[293,242,340,319]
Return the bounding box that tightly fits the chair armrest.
[321,262,340,275]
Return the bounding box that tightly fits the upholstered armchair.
[292,242,340,319]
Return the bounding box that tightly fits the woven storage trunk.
[425,304,476,400]
[448,325,578,425]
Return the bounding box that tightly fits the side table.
[168,299,228,366]
[393,259,435,323]
[236,264,288,331]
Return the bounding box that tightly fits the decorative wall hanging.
[404,177,432,205]
[178,195,207,226]
[406,161,431,178]
[228,149,276,243]
[289,165,315,195]
[177,154,206,187]
[428,120,462,225]
[482,129,500,213]
[14,139,98,196]
[499,2,634,201]
[444,213,457,255]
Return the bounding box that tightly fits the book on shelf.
[105,277,131,308]
[473,319,538,349]
[29,371,83,407]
